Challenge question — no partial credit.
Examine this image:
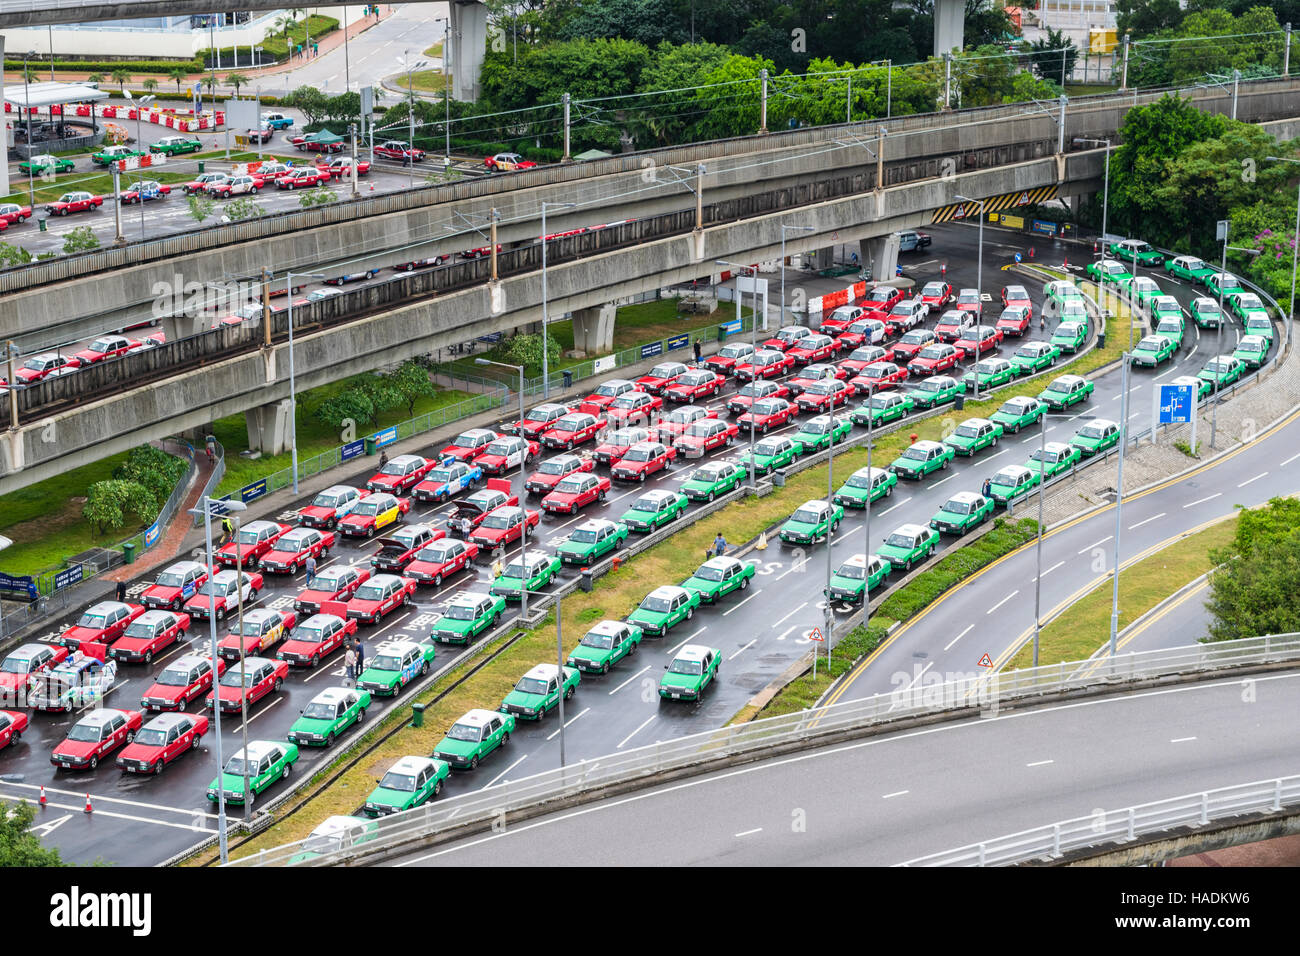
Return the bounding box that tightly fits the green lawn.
[0,449,145,576]
[190,150,301,163]
[3,168,196,207]
[402,70,447,94]
[213,378,476,495]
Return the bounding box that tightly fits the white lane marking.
[617,715,656,749]
[775,560,808,581]
[608,665,649,695]
[881,790,909,799]
[4,798,212,833]
[878,496,911,516]
[1182,493,1221,509]
[668,626,707,654]
[983,449,1007,461]
[931,474,954,487]
[1281,451,1300,467]
[776,624,801,641]
[0,779,211,817]
[1019,435,1038,444]
[729,639,756,661]
[1077,535,1112,555]
[986,590,1018,614]
[1026,759,1054,767]
[231,695,282,732]
[734,827,763,838]
[944,624,974,651]
[1170,736,1197,743]
[722,590,761,615]
[1128,513,1165,530]
[902,661,933,690]
[546,707,589,740]
[1032,560,1064,582]
[484,754,528,788]
[771,602,807,629]
[1237,472,1267,488]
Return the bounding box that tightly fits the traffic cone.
[1064,256,1069,269]
[39,786,46,806]
[369,182,375,191]
[756,531,768,551]
[1029,247,1035,259]
[83,793,92,814]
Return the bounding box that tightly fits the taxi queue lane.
[2,234,1263,865]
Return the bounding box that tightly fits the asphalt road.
[388,670,1300,866]
[2,224,1271,864]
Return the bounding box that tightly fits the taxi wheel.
[357,708,365,723]
[598,489,607,502]
[281,763,291,780]
[740,576,749,590]
[761,424,770,434]
[639,472,646,482]
[941,457,949,470]
[469,755,479,770]
[216,607,225,622]
[367,526,376,538]
[564,685,575,700]
[991,436,999,446]
[143,651,153,664]
[601,662,611,675]
[904,558,913,572]
[685,606,695,621]
[326,518,337,530]
[8,731,19,747]
[433,779,443,796]
[566,439,574,450]
[152,760,164,775]
[502,731,511,745]
[326,732,336,747]
[273,677,283,691]
[89,756,98,770]
[191,733,202,751]
[886,484,893,497]
[707,491,715,503]
[420,661,429,676]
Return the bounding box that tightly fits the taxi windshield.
[902,446,930,460]
[446,722,482,742]
[155,665,193,686]
[622,446,656,462]
[124,621,157,638]
[354,584,385,601]
[792,507,824,524]
[753,440,783,456]
[353,501,382,516]
[525,407,557,422]
[197,581,229,596]
[749,402,783,416]
[944,499,975,515]
[481,513,513,530]
[444,604,478,621]
[581,632,614,650]
[294,624,327,643]
[515,677,550,695]
[369,654,403,671]
[134,727,168,747]
[234,618,269,636]
[219,670,259,687]
[380,461,407,475]
[639,595,673,613]
[900,331,928,344]
[312,492,343,508]
[1079,424,1108,439]
[303,701,337,719]
[67,723,104,742]
[416,545,453,562]
[537,459,572,475]
[885,533,916,548]
[554,478,586,494]
[918,347,946,360]
[380,771,417,792]
[668,659,703,675]
[846,472,874,489]
[954,423,982,438]
[76,612,108,628]
[453,434,484,447]
[570,528,600,543]
[596,383,625,397]
[155,571,186,587]
[837,563,867,580]
[692,565,726,582]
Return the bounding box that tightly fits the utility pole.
[562,92,571,163]
[1119,34,1130,91]
[943,53,952,110]
[759,68,769,134]
[1057,95,1067,155]
[1286,23,1293,77]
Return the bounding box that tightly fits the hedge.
[5,58,204,74]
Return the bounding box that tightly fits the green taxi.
[149,135,203,156]
[356,639,436,696]
[964,357,1016,392]
[1009,341,1060,375]
[1085,259,1132,286]
[1198,354,1245,390]
[833,466,897,508]
[824,553,891,604]
[557,519,628,565]
[432,709,516,771]
[619,489,689,532]
[889,439,954,479]
[1233,335,1269,369]
[1189,297,1224,329]
[18,153,74,175]
[1124,275,1164,311]
[1244,314,1274,345]
[627,585,700,637]
[1165,255,1217,284]
[1153,315,1186,349]
[681,461,745,502]
[985,464,1041,506]
[1228,291,1270,324]
[792,414,853,452]
[1108,238,1165,266]
[991,395,1046,433]
[1070,418,1121,456]
[1038,374,1094,410]
[779,499,845,546]
[929,491,995,535]
[1149,295,1183,326]
[206,740,299,805]
[852,392,913,427]
[1206,272,1245,300]
[1026,441,1082,479]
[681,556,755,604]
[1050,321,1088,353]
[944,417,1003,457]
[658,644,721,702]
[490,549,562,600]
[1172,374,1213,401]
[876,523,939,572]
[432,592,506,645]
[364,756,449,816]
[91,145,146,167]
[1044,280,1085,319]
[1130,334,1176,367]
[566,620,643,674]
[290,816,380,861]
[907,375,962,410]
[499,663,580,720]
[738,436,802,476]
[288,687,370,748]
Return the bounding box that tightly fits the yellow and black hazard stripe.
[931,185,1058,224]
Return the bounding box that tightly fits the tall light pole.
[823,410,841,670]
[189,497,247,864]
[443,19,452,167]
[1266,155,1300,352]
[124,90,156,239]
[22,51,36,208]
[955,194,987,400]
[717,259,761,491]
[401,50,428,190]
[1107,354,1132,658]
[781,223,814,329]
[285,271,326,493]
[1029,411,1069,667]
[477,357,528,625]
[541,201,577,398]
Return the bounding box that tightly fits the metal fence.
[899,774,1300,866]
[228,633,1300,865]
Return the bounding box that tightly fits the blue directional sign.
[1157,384,1193,424]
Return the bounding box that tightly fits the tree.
[110,67,132,92]
[62,226,100,254]
[224,72,249,95]
[86,72,106,85]
[1116,0,1185,37]
[285,85,330,125]
[385,361,437,417]
[187,193,216,224]
[114,444,185,507]
[224,196,264,221]
[1025,28,1077,84]
[142,77,159,94]
[167,66,189,92]
[203,73,218,96]
[299,186,338,207]
[0,800,67,866]
[314,389,376,432]
[1205,498,1300,641]
[502,331,561,376]
[82,479,153,534]
[0,243,33,267]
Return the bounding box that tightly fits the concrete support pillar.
[571,304,616,356]
[812,247,834,270]
[1068,193,1093,220]
[934,0,964,57]
[161,312,207,344]
[450,0,488,102]
[861,235,901,283]
[244,399,293,456]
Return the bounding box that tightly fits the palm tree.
[86,72,105,86]
[142,77,158,94]
[204,74,217,96]
[167,66,189,92]
[22,68,38,83]
[224,72,249,96]
[110,67,132,92]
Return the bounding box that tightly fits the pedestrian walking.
[115,580,127,603]
[981,478,992,499]
[221,516,233,546]
[713,532,727,557]
[693,339,702,364]
[304,554,316,588]
[354,638,366,675]
[345,645,357,683]
[379,450,389,470]
[312,42,319,57]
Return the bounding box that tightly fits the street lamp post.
[285,272,326,493]
[955,194,987,400]
[189,497,247,864]
[717,259,761,491]
[401,50,428,191]
[477,357,528,625]
[541,201,577,398]
[125,91,156,238]
[780,223,814,330]
[1107,354,1133,658]
[1029,411,1070,667]
[22,51,36,208]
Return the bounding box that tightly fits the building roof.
[5,81,110,109]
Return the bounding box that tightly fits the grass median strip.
[751,517,1040,720]
[1005,513,1238,669]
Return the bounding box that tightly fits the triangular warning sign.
[1015,191,1030,206]
[953,204,967,219]
[977,653,993,668]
